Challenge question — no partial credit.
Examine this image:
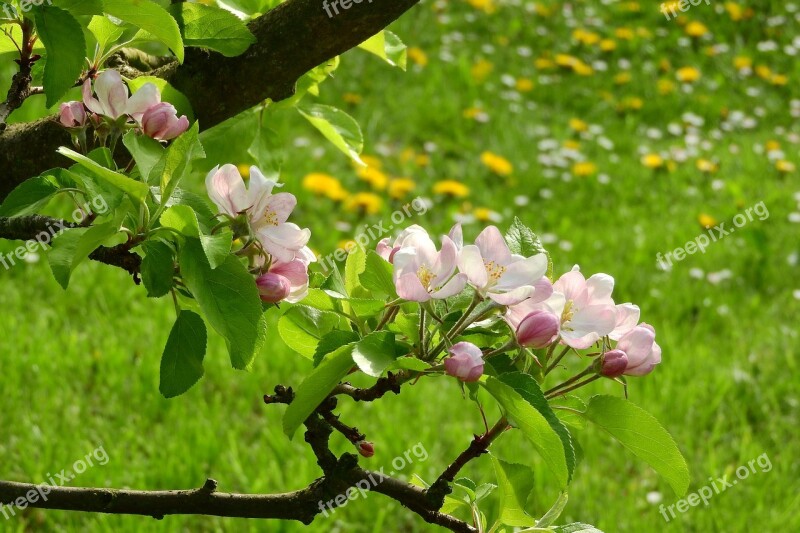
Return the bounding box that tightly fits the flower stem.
[545,345,572,375]
[543,365,594,396]
[545,375,600,399]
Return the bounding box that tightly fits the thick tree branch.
[0,0,421,201]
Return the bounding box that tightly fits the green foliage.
[297,103,364,165]
[159,310,206,398]
[139,240,174,298]
[169,3,255,57]
[491,455,536,527]
[351,331,397,377]
[0,175,59,217]
[358,30,407,70]
[102,0,184,62]
[33,5,85,107]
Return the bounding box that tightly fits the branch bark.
[0,0,422,202]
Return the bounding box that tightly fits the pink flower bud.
[256,272,291,303]
[516,309,560,349]
[444,341,484,382]
[599,349,628,378]
[356,440,375,458]
[59,101,87,128]
[141,102,189,141]
[376,238,399,263]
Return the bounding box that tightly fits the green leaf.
[277,305,342,359]
[123,131,165,183]
[0,176,59,217]
[297,103,364,165]
[581,395,690,496]
[159,310,206,398]
[53,0,103,16]
[88,15,124,54]
[505,217,547,258]
[179,238,266,369]
[169,3,255,57]
[483,377,569,487]
[344,243,366,294]
[389,357,430,372]
[153,122,204,204]
[57,147,150,204]
[500,372,576,482]
[352,331,397,377]
[200,232,232,269]
[360,251,397,297]
[103,0,184,62]
[140,240,175,298]
[160,205,200,237]
[549,524,604,533]
[248,114,284,173]
[47,224,119,289]
[313,330,359,367]
[282,344,355,439]
[536,491,569,528]
[358,30,407,70]
[34,6,86,107]
[491,456,536,527]
[128,77,194,121]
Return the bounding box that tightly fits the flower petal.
[94,70,128,119]
[458,244,489,289]
[396,272,431,302]
[205,164,248,216]
[126,83,160,123]
[475,225,512,264]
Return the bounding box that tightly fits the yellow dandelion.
[480,151,514,176]
[572,61,594,76]
[698,214,718,228]
[563,139,581,150]
[771,74,788,86]
[467,0,497,14]
[356,166,388,190]
[474,207,500,223]
[463,106,486,120]
[388,178,416,200]
[433,180,470,198]
[685,21,709,37]
[569,118,588,133]
[658,79,676,95]
[555,54,579,68]
[733,56,752,70]
[659,58,672,73]
[600,39,617,52]
[573,29,601,46]
[622,96,643,111]
[755,65,772,80]
[614,72,632,85]
[359,154,383,170]
[535,57,555,70]
[614,27,634,40]
[642,153,665,169]
[776,160,796,173]
[346,192,383,214]
[408,47,428,67]
[676,66,701,83]
[765,140,781,153]
[696,159,718,173]
[515,78,535,92]
[724,2,743,21]
[572,161,597,177]
[415,154,431,167]
[470,59,494,83]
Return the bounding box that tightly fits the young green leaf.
[47,223,120,289]
[297,103,364,165]
[0,175,59,217]
[351,331,397,377]
[313,330,359,367]
[483,376,569,488]
[152,122,204,205]
[360,251,397,297]
[87,15,124,55]
[179,238,267,369]
[358,30,407,70]
[159,310,207,398]
[53,0,103,16]
[505,217,548,258]
[277,305,342,359]
[535,491,569,528]
[57,148,150,204]
[168,3,256,57]
[123,131,165,184]
[581,395,690,496]
[491,455,537,527]
[33,6,86,107]
[103,0,184,62]
[282,344,355,439]
[140,240,175,298]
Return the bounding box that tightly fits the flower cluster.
[59,70,189,142]
[205,164,314,304]
[378,224,661,385]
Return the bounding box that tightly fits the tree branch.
[0,0,422,201]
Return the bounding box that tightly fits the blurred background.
[1,0,799,531]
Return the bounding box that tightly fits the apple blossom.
[141,102,190,141]
[82,71,159,121]
[206,164,312,262]
[616,323,662,376]
[610,303,640,340]
[377,225,429,263]
[256,258,310,304]
[515,309,561,349]
[444,341,484,382]
[458,226,552,305]
[59,102,86,128]
[392,229,467,302]
[599,349,628,378]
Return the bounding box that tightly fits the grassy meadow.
[2,0,799,531]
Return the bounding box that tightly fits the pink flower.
[376,225,429,263]
[546,266,618,349]
[141,102,189,141]
[444,341,484,382]
[256,258,310,304]
[609,303,640,340]
[392,228,467,302]
[457,226,552,305]
[599,349,628,378]
[82,71,159,121]
[356,440,375,458]
[514,309,560,349]
[59,101,86,128]
[205,164,312,262]
[615,323,662,376]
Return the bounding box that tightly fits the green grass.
[2,0,800,531]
